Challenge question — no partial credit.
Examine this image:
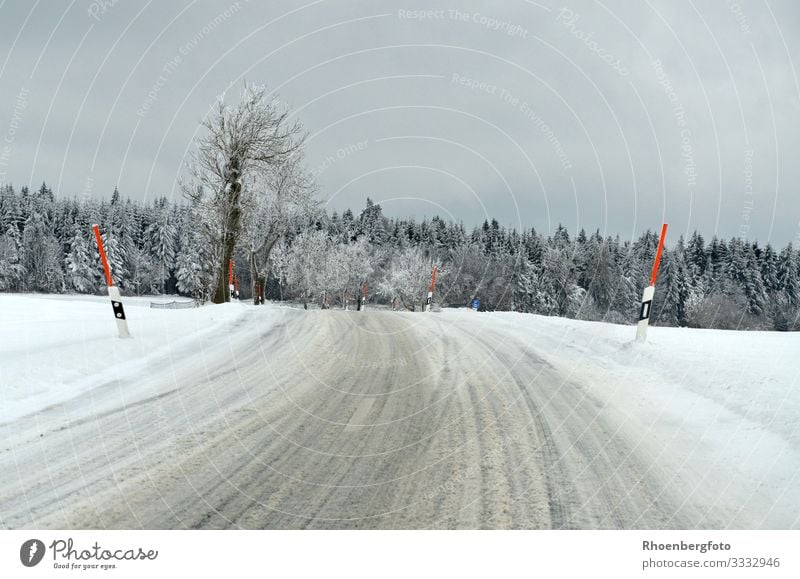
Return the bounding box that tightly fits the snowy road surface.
[2,304,799,529]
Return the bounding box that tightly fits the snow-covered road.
[2,303,799,529]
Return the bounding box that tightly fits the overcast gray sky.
[1,0,798,243]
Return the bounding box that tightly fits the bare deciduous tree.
[184,83,304,304]
[241,152,318,305]
[378,247,437,311]
[272,229,329,309]
[321,237,374,309]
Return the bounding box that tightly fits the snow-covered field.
[0,294,248,424]
[1,292,798,529]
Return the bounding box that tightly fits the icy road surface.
[2,304,799,529]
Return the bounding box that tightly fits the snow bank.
[0,293,248,424]
[463,311,800,445]
[444,309,800,527]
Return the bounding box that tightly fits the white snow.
[0,293,248,424]
[2,294,799,527]
[467,311,800,443]
[452,309,800,527]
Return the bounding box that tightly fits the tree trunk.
[212,177,242,304]
[249,235,280,305]
[255,275,266,304]
[214,227,237,303]
[249,250,264,305]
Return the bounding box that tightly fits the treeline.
[1,183,799,330]
[0,183,211,298]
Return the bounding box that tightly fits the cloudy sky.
[1,0,798,243]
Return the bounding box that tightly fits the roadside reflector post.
[636,223,668,342]
[92,224,130,339]
[424,266,438,312]
[228,259,234,301]
[636,285,655,341]
[360,281,368,312]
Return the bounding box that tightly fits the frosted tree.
[100,232,127,289]
[31,182,54,224]
[686,231,707,294]
[64,224,98,293]
[514,258,541,314]
[654,247,692,326]
[184,83,304,304]
[340,209,357,242]
[585,235,619,312]
[724,238,748,293]
[0,223,23,290]
[144,204,177,294]
[516,263,561,316]
[771,243,799,330]
[175,212,210,301]
[760,243,780,295]
[326,237,374,308]
[777,244,798,305]
[377,247,434,311]
[241,151,318,305]
[358,198,387,245]
[540,245,577,317]
[702,237,728,296]
[273,229,328,309]
[21,212,63,292]
[449,242,491,307]
[126,247,155,296]
[317,250,341,309]
[0,186,24,291]
[574,228,590,289]
[742,244,766,316]
[609,243,640,322]
[107,190,138,284]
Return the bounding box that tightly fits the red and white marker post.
[228,259,235,301]
[636,223,668,342]
[92,224,130,339]
[424,266,438,312]
[360,281,368,312]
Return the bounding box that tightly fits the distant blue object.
[471,299,480,311]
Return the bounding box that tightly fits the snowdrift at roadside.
[444,309,800,527]
[0,293,248,423]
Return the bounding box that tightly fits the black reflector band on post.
[111,300,126,320]
[639,300,652,321]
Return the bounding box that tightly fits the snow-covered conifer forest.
[1,179,798,330]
